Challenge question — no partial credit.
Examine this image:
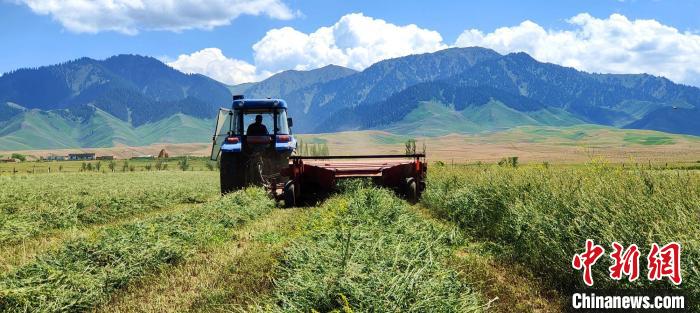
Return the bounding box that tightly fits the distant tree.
[320,143,330,156]
[81,162,87,171]
[145,163,152,171]
[296,138,304,155]
[405,139,416,155]
[11,153,26,161]
[108,160,116,172]
[178,157,190,171]
[122,160,129,172]
[86,163,93,171]
[155,159,164,171]
[498,156,519,167]
[95,161,101,171]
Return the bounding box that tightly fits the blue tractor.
[210,95,297,195]
[212,95,427,207]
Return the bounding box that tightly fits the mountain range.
[1,47,699,150]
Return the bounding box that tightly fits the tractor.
[211,95,426,207]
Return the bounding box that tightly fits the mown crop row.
[0,188,274,313]
[256,183,484,312]
[0,172,218,244]
[422,164,699,308]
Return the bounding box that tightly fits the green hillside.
[0,109,213,150]
[383,100,584,136]
[482,124,700,147]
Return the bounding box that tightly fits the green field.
[0,163,698,312]
[0,156,217,175]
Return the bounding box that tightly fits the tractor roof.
[232,98,288,109]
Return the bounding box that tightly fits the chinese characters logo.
[572,240,681,286]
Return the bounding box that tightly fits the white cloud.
[455,13,700,86]
[15,0,296,34]
[170,13,700,87]
[167,48,265,85]
[252,13,447,73]
[169,13,447,84]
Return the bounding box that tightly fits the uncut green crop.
[422,164,699,307]
[269,184,483,312]
[0,188,274,313]
[0,172,218,244]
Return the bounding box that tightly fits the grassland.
[0,157,217,175]
[0,171,217,246]
[0,185,273,312]
[423,163,699,310]
[0,160,698,312]
[3,125,700,166]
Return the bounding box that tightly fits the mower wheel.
[405,178,418,204]
[283,181,296,208]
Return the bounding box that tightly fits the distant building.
[46,155,66,161]
[158,149,169,158]
[96,155,114,160]
[68,153,96,161]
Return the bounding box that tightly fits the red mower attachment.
[277,154,426,207]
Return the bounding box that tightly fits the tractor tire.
[283,181,296,208]
[405,178,418,204]
[220,153,243,194]
[246,153,265,186]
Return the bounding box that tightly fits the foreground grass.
[411,206,564,313]
[255,184,484,312]
[423,164,700,308]
[0,188,274,313]
[0,172,218,244]
[96,208,314,313]
[0,203,200,273]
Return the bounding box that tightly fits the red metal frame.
[281,154,426,201]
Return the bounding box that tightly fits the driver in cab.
[247,114,269,136]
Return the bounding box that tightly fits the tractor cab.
[211,96,297,193]
[211,96,296,159]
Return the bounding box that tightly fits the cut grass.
[0,203,201,274]
[450,242,564,313]
[95,207,314,313]
[258,184,484,312]
[411,205,564,313]
[0,188,274,313]
[0,172,218,244]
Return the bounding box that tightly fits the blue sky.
[1,0,700,85]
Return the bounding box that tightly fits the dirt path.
[94,207,314,313]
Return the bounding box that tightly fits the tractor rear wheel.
[283,181,296,208]
[220,153,243,194]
